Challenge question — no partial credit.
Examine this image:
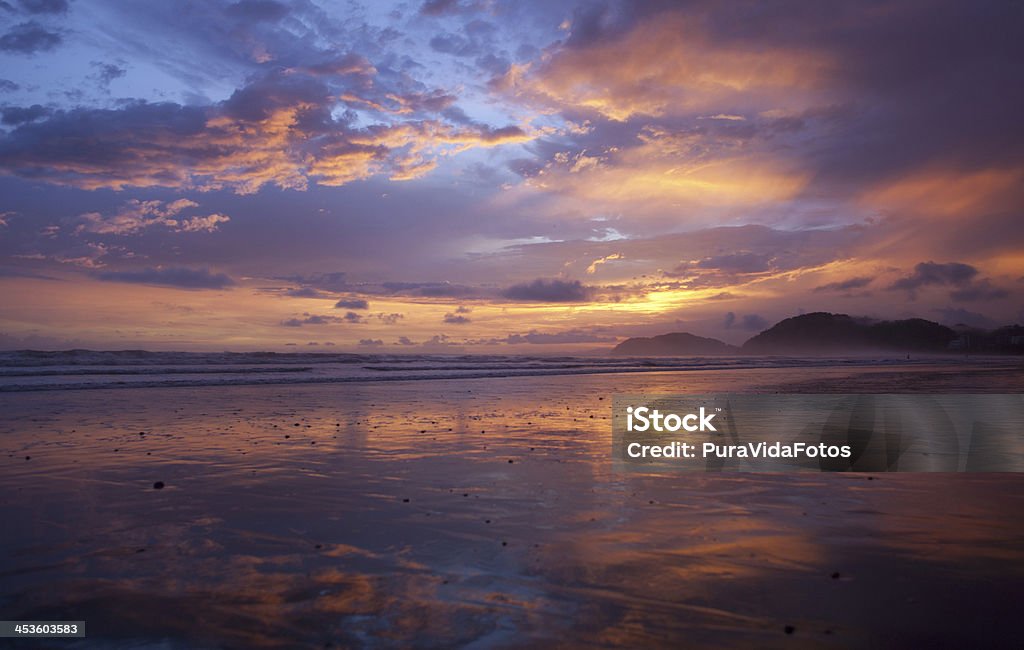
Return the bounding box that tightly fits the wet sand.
[1,363,1023,648]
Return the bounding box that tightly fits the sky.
[0,0,1021,352]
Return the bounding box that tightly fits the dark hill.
[611,332,737,356]
[741,312,956,354]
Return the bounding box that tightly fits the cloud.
[380,281,478,297]
[334,298,369,309]
[934,307,996,329]
[494,10,828,122]
[177,213,230,233]
[281,272,349,293]
[358,338,383,346]
[285,287,328,298]
[1,104,50,125]
[97,267,235,289]
[281,313,345,326]
[0,69,533,192]
[74,199,228,235]
[723,312,769,331]
[0,266,59,280]
[501,278,592,302]
[888,261,978,298]
[0,79,20,92]
[948,279,1009,302]
[18,242,112,268]
[333,310,401,324]
[585,252,622,274]
[91,62,126,89]
[443,312,470,324]
[505,329,616,344]
[19,0,68,14]
[224,0,288,22]
[0,21,61,53]
[681,252,775,274]
[813,276,874,293]
[420,0,460,16]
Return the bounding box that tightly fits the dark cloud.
[91,62,126,89]
[475,53,509,76]
[0,79,19,92]
[303,53,376,79]
[949,279,1009,302]
[564,2,1020,185]
[430,34,476,57]
[679,252,774,274]
[420,0,459,16]
[224,0,288,22]
[0,267,59,280]
[18,0,68,14]
[281,272,349,293]
[358,338,383,346]
[443,313,470,324]
[505,329,616,344]
[281,313,343,326]
[1,104,50,125]
[0,101,212,189]
[380,281,478,298]
[934,307,997,329]
[813,276,874,293]
[888,261,978,296]
[222,69,331,123]
[0,21,61,54]
[722,312,769,331]
[285,286,328,298]
[501,278,592,302]
[334,298,369,309]
[97,267,234,289]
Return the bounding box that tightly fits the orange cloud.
[0,73,536,193]
[495,13,831,121]
[518,125,808,214]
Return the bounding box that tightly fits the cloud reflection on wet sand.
[1,365,1022,648]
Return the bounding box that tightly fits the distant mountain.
[611,332,737,356]
[741,312,957,354]
[611,313,1022,357]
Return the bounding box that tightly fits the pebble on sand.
[153,481,165,489]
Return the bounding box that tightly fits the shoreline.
[1,356,1020,394]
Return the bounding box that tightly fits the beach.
[2,359,1023,648]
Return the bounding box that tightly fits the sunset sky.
[0,0,1021,351]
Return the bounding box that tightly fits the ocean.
[0,349,1008,392]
